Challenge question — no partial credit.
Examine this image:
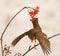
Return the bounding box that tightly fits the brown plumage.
[12,32,28,46]
[31,18,51,55]
[11,18,51,56]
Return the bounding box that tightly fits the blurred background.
[0,0,60,56]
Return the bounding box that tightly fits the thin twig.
[0,7,34,56]
[23,33,60,56]
[48,33,60,39]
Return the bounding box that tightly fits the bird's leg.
[34,34,37,50]
[28,45,31,50]
[34,40,37,50]
[34,37,36,45]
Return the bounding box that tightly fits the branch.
[0,7,34,56]
[23,33,60,56]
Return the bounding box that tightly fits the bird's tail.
[40,37,51,56]
[12,32,28,46]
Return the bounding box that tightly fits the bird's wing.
[12,32,28,46]
[35,33,51,55]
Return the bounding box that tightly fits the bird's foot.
[34,40,37,50]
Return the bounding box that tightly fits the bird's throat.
[32,18,39,28]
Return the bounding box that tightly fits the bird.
[11,18,51,56]
[29,18,51,55]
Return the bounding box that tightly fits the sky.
[0,0,60,56]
